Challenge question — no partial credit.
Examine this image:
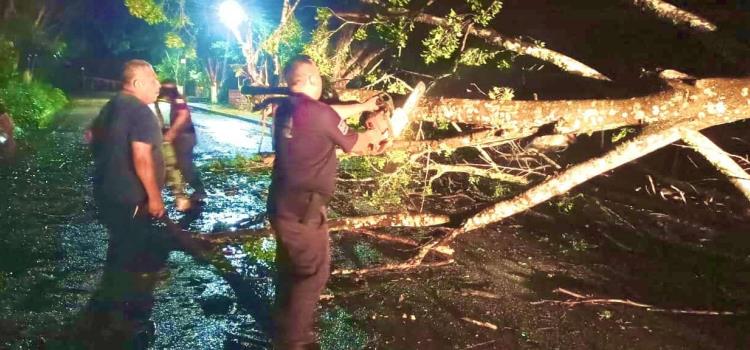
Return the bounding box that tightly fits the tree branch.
[328,212,450,230]
[429,163,530,184]
[335,9,610,81]
[628,0,717,32]
[680,129,750,204]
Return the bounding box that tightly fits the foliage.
[488,86,515,100]
[0,2,69,83]
[386,0,412,7]
[374,16,413,52]
[165,32,186,49]
[123,0,210,89]
[341,151,413,212]
[242,236,276,265]
[458,48,499,66]
[154,47,199,85]
[422,10,464,64]
[0,37,18,83]
[262,17,305,70]
[206,154,266,172]
[611,127,637,143]
[124,0,168,25]
[363,69,411,94]
[467,0,504,27]
[363,0,510,90]
[552,194,584,214]
[210,40,242,63]
[0,80,68,131]
[353,242,383,267]
[303,8,341,78]
[353,27,368,41]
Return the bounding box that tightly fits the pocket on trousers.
[274,220,327,277]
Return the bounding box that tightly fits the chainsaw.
[361,81,426,140]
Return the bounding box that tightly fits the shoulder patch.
[337,119,349,134]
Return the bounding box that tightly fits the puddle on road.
[150,251,269,350]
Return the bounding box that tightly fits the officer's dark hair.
[161,78,177,86]
[283,55,315,86]
[159,78,180,100]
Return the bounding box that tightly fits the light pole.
[218,0,248,43]
[179,57,187,95]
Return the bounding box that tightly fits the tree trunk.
[208,77,750,250]
[3,0,16,20]
[341,78,750,141]
[413,78,750,134]
[210,83,218,104]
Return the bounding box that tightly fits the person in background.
[0,101,16,162]
[84,59,168,349]
[157,79,206,211]
[268,55,389,349]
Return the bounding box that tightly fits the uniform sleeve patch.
[337,119,349,134]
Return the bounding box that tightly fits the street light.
[218,0,247,42]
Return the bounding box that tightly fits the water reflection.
[148,110,276,349]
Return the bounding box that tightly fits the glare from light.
[218,0,248,39]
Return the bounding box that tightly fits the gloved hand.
[363,109,393,138]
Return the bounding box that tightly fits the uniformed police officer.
[269,56,388,349]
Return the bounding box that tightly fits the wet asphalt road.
[150,108,275,349]
[0,102,276,349]
[2,103,366,350]
[190,109,272,162]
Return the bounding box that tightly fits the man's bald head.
[283,55,322,100]
[121,59,161,104]
[122,60,153,84]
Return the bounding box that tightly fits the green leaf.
[458,48,500,66]
[421,10,463,64]
[467,0,503,27]
[124,0,168,25]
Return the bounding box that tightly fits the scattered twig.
[332,259,454,276]
[460,289,502,300]
[532,288,747,316]
[463,339,499,349]
[460,317,498,330]
[340,228,420,247]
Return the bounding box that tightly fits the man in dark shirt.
[84,59,167,349]
[269,56,388,349]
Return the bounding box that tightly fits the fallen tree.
[186,2,750,277]
[196,76,750,276]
